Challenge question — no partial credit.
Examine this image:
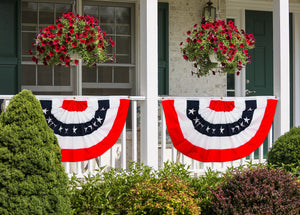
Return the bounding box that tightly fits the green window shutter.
[158,3,169,95]
[0,0,21,94]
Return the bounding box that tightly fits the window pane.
[22,65,36,85]
[22,32,36,56]
[101,24,115,34]
[116,25,130,35]
[98,67,112,83]
[54,66,70,86]
[56,4,72,18]
[38,65,52,85]
[83,88,131,96]
[83,5,98,18]
[116,56,130,64]
[22,2,37,24]
[83,66,97,83]
[39,3,54,24]
[114,67,129,83]
[116,36,130,55]
[99,7,115,24]
[116,7,130,24]
[34,91,73,95]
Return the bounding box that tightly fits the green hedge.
[0,90,71,215]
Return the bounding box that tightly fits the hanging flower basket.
[180,17,256,76]
[30,12,114,67]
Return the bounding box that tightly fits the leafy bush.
[125,175,201,215]
[70,161,202,214]
[70,162,155,214]
[189,168,226,215]
[0,90,71,214]
[267,127,300,173]
[210,165,300,215]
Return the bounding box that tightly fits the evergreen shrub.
[210,166,300,215]
[267,127,300,173]
[0,90,71,214]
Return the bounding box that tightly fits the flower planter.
[180,17,256,76]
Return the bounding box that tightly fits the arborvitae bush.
[267,127,300,173]
[0,90,71,215]
[210,166,300,215]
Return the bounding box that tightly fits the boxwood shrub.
[267,127,300,174]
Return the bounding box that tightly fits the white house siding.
[159,0,227,97]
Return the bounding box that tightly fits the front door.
[245,10,293,158]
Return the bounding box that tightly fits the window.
[82,3,135,96]
[21,1,73,95]
[21,0,135,96]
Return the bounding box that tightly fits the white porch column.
[294,13,300,126]
[273,0,290,140]
[140,0,158,168]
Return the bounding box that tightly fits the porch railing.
[0,95,274,178]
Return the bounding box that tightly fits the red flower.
[184,55,189,61]
[82,32,88,38]
[66,37,71,43]
[69,20,74,26]
[76,33,81,40]
[62,49,67,54]
[44,27,49,32]
[74,59,79,65]
[186,30,191,35]
[59,55,65,61]
[32,56,37,63]
[53,39,59,45]
[65,56,71,61]
[89,30,95,36]
[57,23,63,29]
[49,51,54,56]
[57,30,63,37]
[109,37,115,47]
[41,40,47,46]
[84,25,90,31]
[240,44,245,49]
[80,39,85,44]
[97,34,102,39]
[72,41,77,47]
[29,49,32,55]
[50,25,56,30]
[46,55,51,61]
[98,42,103,48]
[65,61,70,67]
[55,46,61,53]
